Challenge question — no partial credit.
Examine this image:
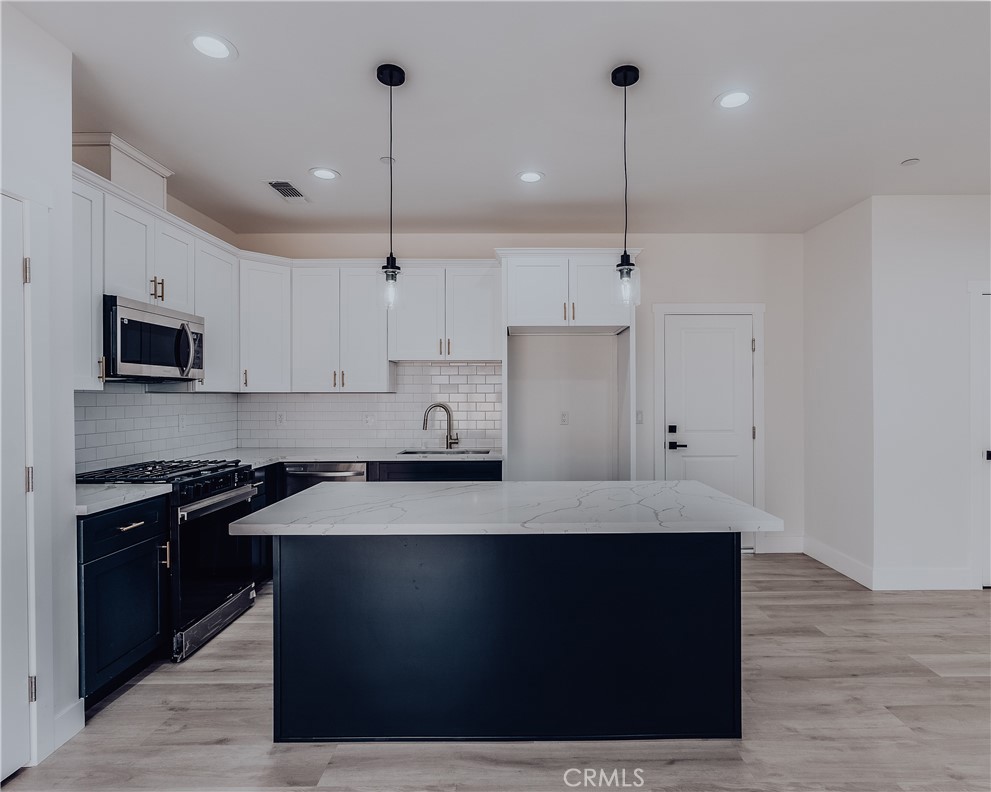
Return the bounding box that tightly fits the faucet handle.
[450,432,460,448]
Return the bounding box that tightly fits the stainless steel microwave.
[103,296,204,381]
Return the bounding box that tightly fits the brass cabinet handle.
[333,371,337,388]
[159,278,165,301]
[572,302,576,321]
[243,369,248,388]
[160,541,171,569]
[341,371,345,388]
[447,338,451,356]
[117,521,144,533]
[150,277,160,299]
[98,356,106,383]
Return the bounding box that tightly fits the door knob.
[668,441,688,450]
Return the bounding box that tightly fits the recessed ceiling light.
[309,168,340,180]
[715,90,750,109]
[190,34,237,60]
[518,171,544,183]
[900,158,921,167]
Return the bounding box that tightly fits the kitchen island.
[231,480,783,742]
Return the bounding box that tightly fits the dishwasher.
[283,462,367,497]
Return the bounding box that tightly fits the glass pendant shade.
[383,255,399,310]
[616,258,641,307]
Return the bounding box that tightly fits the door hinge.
[28,676,37,703]
[23,257,31,284]
[752,338,756,352]
[25,466,34,493]
[752,426,757,440]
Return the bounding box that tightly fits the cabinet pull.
[98,356,106,383]
[160,540,171,569]
[563,302,567,321]
[149,277,160,299]
[341,371,345,388]
[159,278,165,301]
[243,369,248,388]
[333,370,337,388]
[439,338,443,355]
[572,302,576,321]
[447,338,451,356]
[117,520,145,533]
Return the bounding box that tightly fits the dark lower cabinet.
[78,496,169,704]
[368,460,502,482]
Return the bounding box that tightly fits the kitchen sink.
[398,449,491,455]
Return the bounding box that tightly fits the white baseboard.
[803,536,873,588]
[871,566,979,591]
[53,699,84,750]
[755,534,804,554]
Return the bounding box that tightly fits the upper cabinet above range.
[501,249,639,334]
[103,194,194,313]
[387,263,502,361]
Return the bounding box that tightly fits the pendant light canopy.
[378,63,405,310]
[611,64,640,307]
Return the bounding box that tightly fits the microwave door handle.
[178,322,195,377]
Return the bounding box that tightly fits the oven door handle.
[178,485,257,524]
[284,471,364,478]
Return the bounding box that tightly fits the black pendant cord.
[623,84,629,255]
[389,84,394,258]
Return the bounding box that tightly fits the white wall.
[508,336,619,481]
[870,196,991,589]
[1,5,79,760]
[802,200,876,585]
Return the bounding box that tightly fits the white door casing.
[1,193,32,779]
[969,284,990,587]
[446,267,501,361]
[292,267,341,392]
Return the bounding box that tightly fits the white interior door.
[663,313,755,508]
[1,193,32,779]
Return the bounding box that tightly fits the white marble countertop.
[230,479,784,536]
[186,446,502,468]
[75,483,173,516]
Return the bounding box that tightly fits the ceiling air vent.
[268,180,308,203]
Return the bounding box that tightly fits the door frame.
[968,281,990,588]
[652,304,766,512]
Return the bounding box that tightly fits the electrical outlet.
[276,411,287,426]
[177,413,187,431]
[363,414,375,426]
[559,411,570,426]
[636,410,644,425]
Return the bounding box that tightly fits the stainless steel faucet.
[422,402,459,449]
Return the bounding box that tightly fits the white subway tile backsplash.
[75,363,501,470]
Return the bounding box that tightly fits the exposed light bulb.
[384,274,398,310]
[616,265,641,307]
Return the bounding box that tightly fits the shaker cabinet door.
[292,268,341,392]
[104,194,155,304]
[387,268,446,361]
[73,180,105,390]
[194,241,239,392]
[506,257,569,327]
[339,268,394,392]
[568,255,632,327]
[446,268,501,361]
[154,221,195,314]
[240,260,291,392]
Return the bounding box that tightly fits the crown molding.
[72,133,174,178]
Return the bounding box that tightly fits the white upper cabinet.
[504,251,636,331]
[239,259,291,392]
[339,268,395,392]
[388,268,446,361]
[104,193,155,304]
[194,240,239,392]
[446,268,501,360]
[291,268,341,392]
[72,179,105,390]
[506,256,569,327]
[154,221,195,314]
[569,255,632,327]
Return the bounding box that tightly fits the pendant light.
[378,63,405,310]
[611,64,640,307]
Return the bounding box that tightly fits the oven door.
[171,485,257,658]
[107,296,205,380]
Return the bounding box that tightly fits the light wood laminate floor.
[4,554,988,792]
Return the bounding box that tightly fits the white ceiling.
[18,1,991,234]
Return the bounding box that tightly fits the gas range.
[76,459,252,506]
